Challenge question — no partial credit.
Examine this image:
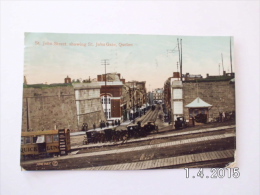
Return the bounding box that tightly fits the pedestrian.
[118,119,121,126]
[137,121,141,128]
[100,121,102,129]
[81,123,85,131]
[222,111,225,122]
[192,116,195,127]
[106,121,109,127]
[115,120,118,126]
[85,123,88,131]
[112,120,114,127]
[93,123,96,130]
[219,112,223,123]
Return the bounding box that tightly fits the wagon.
[174,117,188,130]
[142,121,158,133]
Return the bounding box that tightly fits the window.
[53,135,59,142]
[25,137,31,144]
[46,135,52,143]
[32,136,37,143]
[21,137,24,145]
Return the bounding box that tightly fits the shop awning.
[185,97,212,108]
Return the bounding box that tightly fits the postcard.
[21,33,236,172]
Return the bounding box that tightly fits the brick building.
[97,73,125,121]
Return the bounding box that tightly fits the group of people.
[218,111,235,122]
[82,119,122,131]
[81,123,88,131]
[99,119,121,129]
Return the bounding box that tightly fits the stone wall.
[22,83,106,132]
[183,80,235,120]
[22,86,78,132]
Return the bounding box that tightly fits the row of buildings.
[147,88,164,105]
[22,73,147,132]
[163,71,235,125]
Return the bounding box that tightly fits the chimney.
[120,79,125,84]
[64,76,71,83]
[173,72,180,78]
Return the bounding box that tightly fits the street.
[21,105,236,170]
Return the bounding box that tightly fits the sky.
[24,33,234,91]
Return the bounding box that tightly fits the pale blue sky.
[24,33,234,90]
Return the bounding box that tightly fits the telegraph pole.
[177,38,183,81]
[101,59,109,119]
[221,53,224,73]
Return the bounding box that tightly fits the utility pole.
[177,38,182,81]
[230,37,233,73]
[221,53,224,73]
[133,83,135,118]
[177,62,179,80]
[101,59,109,119]
[26,98,30,131]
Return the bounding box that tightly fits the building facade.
[164,72,235,123]
[153,88,164,103]
[73,83,106,128]
[97,73,124,121]
[125,81,147,119]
